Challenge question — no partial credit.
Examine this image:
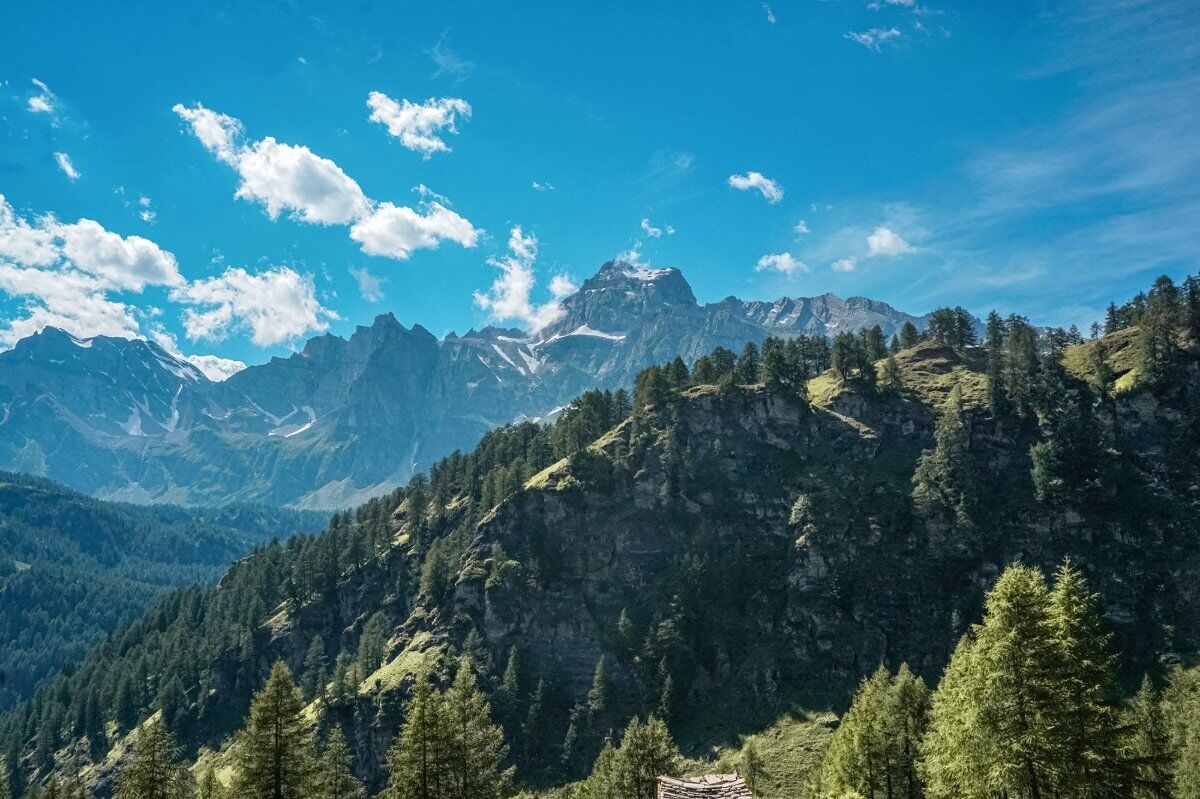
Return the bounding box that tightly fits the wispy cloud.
[844,27,901,51]
[53,152,80,181]
[426,31,474,84]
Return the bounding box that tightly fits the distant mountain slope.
[0,472,325,711]
[0,262,952,509]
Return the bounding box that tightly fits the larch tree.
[114,717,192,799]
[1123,676,1172,799]
[1048,562,1125,797]
[921,565,1065,799]
[317,728,363,799]
[442,659,514,799]
[230,662,318,799]
[382,671,449,799]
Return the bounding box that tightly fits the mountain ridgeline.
[0,262,949,510]
[1,272,1196,798]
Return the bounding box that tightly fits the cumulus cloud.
[832,257,858,273]
[349,201,479,259]
[794,219,810,235]
[27,79,56,115]
[54,152,80,181]
[755,252,810,276]
[367,92,471,158]
[866,226,914,256]
[0,196,183,345]
[531,181,555,192]
[174,102,480,260]
[474,226,576,332]
[0,195,334,351]
[728,171,784,203]
[845,27,902,51]
[171,266,337,347]
[350,266,386,302]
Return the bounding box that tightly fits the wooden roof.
[657,773,754,799]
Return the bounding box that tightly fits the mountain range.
[0,261,950,509]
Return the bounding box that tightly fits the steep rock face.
[0,262,959,508]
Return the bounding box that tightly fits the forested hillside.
[0,473,325,712]
[0,272,1196,799]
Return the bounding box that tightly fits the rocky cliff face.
[0,262,946,509]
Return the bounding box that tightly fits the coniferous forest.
[0,270,1196,799]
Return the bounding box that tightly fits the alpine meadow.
[1,3,1199,799]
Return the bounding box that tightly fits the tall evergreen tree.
[382,671,448,799]
[317,728,363,799]
[1048,562,1125,797]
[898,322,922,350]
[1123,677,1172,799]
[230,662,317,799]
[984,311,1009,417]
[115,718,192,799]
[442,660,514,799]
[911,384,976,530]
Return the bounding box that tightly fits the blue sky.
[1,0,1197,376]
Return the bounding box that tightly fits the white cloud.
[763,3,776,23]
[55,219,183,291]
[348,201,479,259]
[148,325,247,381]
[532,181,555,192]
[0,263,138,346]
[866,226,914,257]
[27,79,56,115]
[728,171,784,203]
[171,103,243,162]
[171,266,337,347]
[367,92,471,158]
[755,252,810,276]
[350,266,386,302]
[174,102,480,260]
[845,28,902,51]
[233,137,370,225]
[54,152,80,181]
[474,226,575,332]
[138,196,156,224]
[794,219,810,234]
[640,218,666,238]
[832,257,858,273]
[185,353,247,381]
[0,195,337,351]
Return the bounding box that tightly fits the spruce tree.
[898,322,922,350]
[443,660,514,799]
[881,355,904,394]
[115,717,192,799]
[230,662,317,799]
[317,728,363,799]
